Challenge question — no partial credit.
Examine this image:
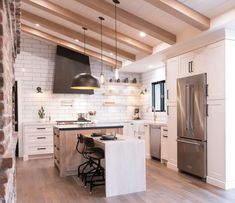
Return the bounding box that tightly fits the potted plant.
[38,106,46,122]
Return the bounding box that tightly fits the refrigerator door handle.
[177,139,202,146]
[185,85,190,130]
[189,85,194,131]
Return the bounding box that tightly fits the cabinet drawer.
[24,126,53,133]
[28,145,53,155]
[28,135,53,145]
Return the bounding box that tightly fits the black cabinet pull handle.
[163,135,168,138]
[190,61,193,72]
[37,147,46,150]
[56,147,60,151]
[37,127,46,130]
[188,62,191,73]
[206,84,209,97]
[167,90,169,100]
[206,104,209,116]
[167,106,169,115]
[37,136,46,139]
[163,129,168,132]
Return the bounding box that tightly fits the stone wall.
[0,0,20,202]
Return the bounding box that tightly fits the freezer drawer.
[150,125,161,159]
[177,139,207,178]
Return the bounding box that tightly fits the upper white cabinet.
[207,41,225,100]
[178,47,207,78]
[166,56,178,103]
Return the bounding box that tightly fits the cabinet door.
[161,126,168,161]
[207,100,225,183]
[144,124,150,158]
[178,52,193,78]
[192,47,207,75]
[166,57,178,103]
[207,41,225,100]
[167,105,177,170]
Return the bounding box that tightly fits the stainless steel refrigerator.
[177,73,207,179]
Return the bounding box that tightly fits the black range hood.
[53,46,94,94]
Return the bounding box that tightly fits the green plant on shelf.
[38,106,45,119]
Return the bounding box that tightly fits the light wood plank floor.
[16,158,235,203]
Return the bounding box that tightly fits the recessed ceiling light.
[149,65,153,68]
[75,39,79,42]
[35,23,40,27]
[110,52,114,56]
[139,31,146,37]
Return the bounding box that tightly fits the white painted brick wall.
[140,67,167,122]
[14,34,141,123]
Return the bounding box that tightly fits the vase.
[39,118,46,123]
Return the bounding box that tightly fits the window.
[152,80,165,112]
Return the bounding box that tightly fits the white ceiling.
[179,0,235,18]
[22,0,235,70]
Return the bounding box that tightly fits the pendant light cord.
[99,17,104,75]
[82,27,87,54]
[115,1,118,69]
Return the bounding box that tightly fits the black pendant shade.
[71,73,100,90]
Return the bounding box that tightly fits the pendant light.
[113,0,120,81]
[99,16,105,85]
[71,27,100,90]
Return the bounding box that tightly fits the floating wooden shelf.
[103,102,142,107]
[103,93,140,97]
[103,82,142,87]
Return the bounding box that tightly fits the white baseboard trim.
[207,176,226,189]
[145,154,151,159]
[207,176,235,190]
[167,162,178,171]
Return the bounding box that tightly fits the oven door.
[177,138,207,178]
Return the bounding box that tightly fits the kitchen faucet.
[147,106,157,122]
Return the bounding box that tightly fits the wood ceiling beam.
[21,24,122,67]
[145,0,210,31]
[21,10,136,62]
[75,0,176,45]
[23,0,153,54]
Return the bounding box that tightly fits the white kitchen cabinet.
[144,123,150,159]
[207,100,225,186]
[207,41,225,100]
[166,56,178,103]
[23,123,54,160]
[178,47,207,78]
[124,121,150,158]
[178,51,194,78]
[166,104,177,170]
[161,126,168,162]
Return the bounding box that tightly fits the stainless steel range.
[177,73,207,179]
[56,113,92,125]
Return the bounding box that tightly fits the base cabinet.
[166,105,177,170]
[23,123,54,160]
[161,126,168,162]
[53,127,123,177]
[207,100,225,186]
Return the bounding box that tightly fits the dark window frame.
[152,80,166,112]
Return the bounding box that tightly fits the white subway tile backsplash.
[15,34,140,122]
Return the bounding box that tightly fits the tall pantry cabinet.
[166,39,235,189]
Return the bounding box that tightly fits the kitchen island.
[53,124,146,197]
